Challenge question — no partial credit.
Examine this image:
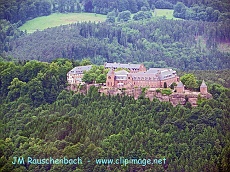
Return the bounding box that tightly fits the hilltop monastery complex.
[67,62,208,94]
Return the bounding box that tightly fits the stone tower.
[176,81,184,93]
[106,69,115,87]
[200,80,207,94]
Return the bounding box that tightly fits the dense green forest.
[5,18,230,71]
[173,0,230,21]
[178,70,230,88]
[0,59,230,172]
[0,20,23,54]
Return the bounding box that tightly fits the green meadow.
[19,13,106,33]
[19,10,180,33]
[153,9,180,20]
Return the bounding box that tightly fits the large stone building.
[67,65,92,85]
[106,66,179,88]
[67,63,210,99]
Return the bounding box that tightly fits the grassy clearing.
[19,13,106,33]
[19,10,179,33]
[153,9,180,20]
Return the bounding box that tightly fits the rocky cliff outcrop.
[99,87,212,107]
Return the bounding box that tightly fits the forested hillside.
[0,60,230,172]
[6,18,230,70]
[0,20,23,55]
[1,0,230,65]
[173,0,230,21]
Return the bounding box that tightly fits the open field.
[19,10,180,33]
[153,9,180,20]
[19,13,106,33]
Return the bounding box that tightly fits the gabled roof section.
[104,62,141,69]
[68,65,92,74]
[146,68,168,73]
[114,70,129,75]
[200,80,207,87]
[158,69,177,80]
[130,72,157,77]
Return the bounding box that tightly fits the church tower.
[200,80,207,94]
[106,69,115,87]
